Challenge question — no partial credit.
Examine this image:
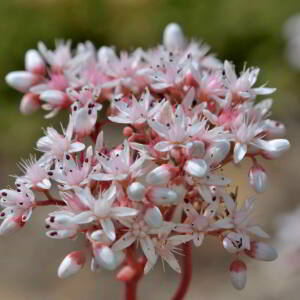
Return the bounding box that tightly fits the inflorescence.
[2,23,290,292]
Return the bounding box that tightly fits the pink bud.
[245,241,278,261]
[229,259,247,290]
[25,49,45,75]
[163,23,185,50]
[57,251,86,279]
[248,164,267,193]
[0,216,24,235]
[116,265,136,282]
[20,93,40,114]
[5,71,41,93]
[146,186,178,205]
[123,126,133,137]
[146,164,179,185]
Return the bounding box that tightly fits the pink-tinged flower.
[72,185,137,241]
[57,251,86,279]
[218,197,269,253]
[49,148,92,190]
[38,40,73,72]
[224,60,276,100]
[20,93,40,115]
[108,89,164,126]
[248,164,268,193]
[15,154,51,190]
[245,241,278,261]
[229,259,247,290]
[0,186,35,227]
[145,53,188,91]
[67,85,101,107]
[185,171,231,203]
[175,203,219,247]
[144,225,193,274]
[112,208,165,264]
[98,47,145,91]
[36,116,85,160]
[71,100,102,138]
[231,115,265,163]
[92,140,150,182]
[148,105,205,152]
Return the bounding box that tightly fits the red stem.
[125,280,138,300]
[124,247,146,300]
[35,199,66,206]
[171,241,193,300]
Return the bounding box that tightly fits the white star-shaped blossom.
[148,104,206,152]
[108,89,165,125]
[36,116,85,161]
[71,185,138,241]
[91,140,152,182]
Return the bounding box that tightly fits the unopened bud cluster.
[1,23,289,290]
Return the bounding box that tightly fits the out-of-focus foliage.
[0,0,299,156]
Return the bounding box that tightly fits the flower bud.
[229,259,247,290]
[245,241,278,261]
[144,206,163,228]
[57,251,86,279]
[205,140,230,167]
[5,71,40,93]
[97,46,116,63]
[163,23,185,50]
[25,49,45,75]
[146,164,179,185]
[248,164,267,193]
[40,90,68,106]
[146,187,178,205]
[127,182,145,202]
[264,120,286,138]
[20,93,40,115]
[0,216,24,235]
[184,141,205,158]
[259,139,290,159]
[184,159,208,177]
[94,246,117,271]
[116,265,136,282]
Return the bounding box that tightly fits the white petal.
[184,159,208,177]
[111,207,138,218]
[234,143,247,163]
[163,23,185,50]
[144,206,163,228]
[230,259,247,290]
[112,232,136,251]
[140,236,156,263]
[72,211,95,224]
[154,141,174,152]
[95,246,116,270]
[127,182,145,202]
[193,232,205,247]
[101,218,116,241]
[5,71,40,92]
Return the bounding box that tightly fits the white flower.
[72,185,137,241]
[36,116,85,160]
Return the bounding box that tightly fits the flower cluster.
[2,23,289,292]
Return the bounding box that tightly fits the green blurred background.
[1,0,300,299]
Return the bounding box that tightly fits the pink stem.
[172,241,193,300]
